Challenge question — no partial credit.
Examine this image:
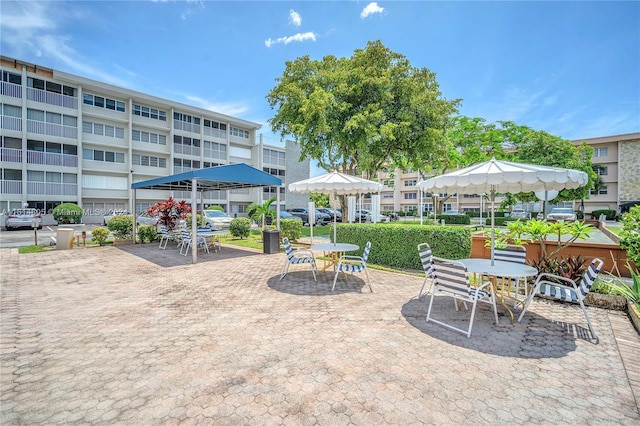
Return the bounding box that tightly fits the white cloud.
[182,95,249,117]
[265,32,316,48]
[361,2,384,19]
[289,9,302,27]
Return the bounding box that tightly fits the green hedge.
[435,214,471,225]
[590,209,617,220]
[485,217,518,226]
[334,224,472,270]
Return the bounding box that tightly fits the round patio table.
[311,243,359,271]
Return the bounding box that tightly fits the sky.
[1,0,638,176]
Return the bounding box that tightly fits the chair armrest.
[533,273,579,291]
[292,249,315,258]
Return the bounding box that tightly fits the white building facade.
[0,56,307,225]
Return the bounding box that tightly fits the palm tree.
[247,197,276,230]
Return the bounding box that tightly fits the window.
[28,77,76,97]
[404,192,417,200]
[596,166,608,176]
[173,112,199,124]
[230,126,249,138]
[593,147,608,157]
[263,148,285,166]
[2,168,22,180]
[1,104,21,117]
[2,71,21,84]
[383,179,394,187]
[82,148,125,164]
[382,192,394,199]
[132,129,166,145]
[83,121,125,139]
[404,179,417,187]
[204,119,227,130]
[134,104,166,121]
[0,137,21,149]
[204,140,227,159]
[590,186,608,196]
[132,154,166,168]
[84,93,125,112]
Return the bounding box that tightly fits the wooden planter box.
[628,301,640,334]
[471,235,634,278]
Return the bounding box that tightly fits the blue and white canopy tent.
[131,163,282,263]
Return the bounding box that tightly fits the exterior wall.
[283,139,310,209]
[1,56,307,225]
[619,139,640,205]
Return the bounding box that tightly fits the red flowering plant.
[146,196,191,231]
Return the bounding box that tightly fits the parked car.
[286,208,331,226]
[510,209,531,220]
[443,209,459,215]
[5,208,42,230]
[547,208,577,221]
[354,209,388,223]
[266,210,303,226]
[103,210,130,225]
[202,210,233,229]
[317,208,342,222]
[137,212,159,227]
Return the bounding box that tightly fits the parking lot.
[0,225,100,249]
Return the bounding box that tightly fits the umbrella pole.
[490,188,496,266]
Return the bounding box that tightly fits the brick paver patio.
[1,243,639,425]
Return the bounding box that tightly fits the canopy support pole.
[191,178,197,264]
[490,187,496,266]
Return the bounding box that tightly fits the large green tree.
[267,40,460,179]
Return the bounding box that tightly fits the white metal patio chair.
[280,237,317,281]
[179,230,209,256]
[517,257,604,339]
[417,243,434,299]
[332,241,372,292]
[158,225,177,250]
[426,258,499,338]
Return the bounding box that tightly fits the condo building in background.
[0,56,309,225]
[376,132,640,216]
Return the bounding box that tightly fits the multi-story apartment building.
[376,132,640,216]
[0,56,308,225]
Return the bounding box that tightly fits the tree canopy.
[267,40,460,178]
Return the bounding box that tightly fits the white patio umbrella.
[417,158,589,264]
[288,171,383,245]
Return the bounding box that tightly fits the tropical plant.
[280,218,303,242]
[137,225,158,243]
[247,198,276,230]
[529,255,589,283]
[619,205,640,266]
[309,193,329,208]
[147,196,191,231]
[90,227,110,246]
[52,203,83,224]
[107,215,134,240]
[229,217,251,239]
[206,205,224,212]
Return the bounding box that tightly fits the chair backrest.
[158,225,168,235]
[432,261,470,298]
[362,242,372,264]
[282,238,294,258]
[417,243,433,276]
[578,258,604,298]
[180,229,191,240]
[494,245,526,264]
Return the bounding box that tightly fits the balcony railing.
[0,148,22,163]
[27,182,77,196]
[1,116,22,132]
[27,87,78,109]
[173,144,201,157]
[1,81,22,98]
[27,120,78,139]
[174,120,201,134]
[27,151,78,167]
[0,180,22,194]
[203,127,227,139]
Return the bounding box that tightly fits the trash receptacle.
[263,229,280,254]
[56,228,74,250]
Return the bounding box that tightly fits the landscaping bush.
[280,218,302,241]
[335,223,472,270]
[90,227,110,246]
[52,203,83,224]
[229,217,251,239]
[435,214,471,225]
[486,217,517,226]
[107,215,134,239]
[619,205,640,267]
[206,205,224,211]
[138,225,158,243]
[590,209,617,220]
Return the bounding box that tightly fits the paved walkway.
[1,244,639,425]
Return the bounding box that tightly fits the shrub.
[138,225,158,243]
[335,223,472,269]
[486,217,517,227]
[206,205,224,211]
[436,214,471,225]
[90,227,110,246]
[229,217,251,239]
[280,218,302,241]
[619,205,640,266]
[590,209,617,220]
[107,215,134,240]
[52,203,83,224]
[147,196,190,231]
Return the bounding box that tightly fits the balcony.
[27,87,78,109]
[203,127,227,139]
[0,148,22,163]
[27,151,78,168]
[27,182,78,196]
[27,120,78,139]
[174,120,201,134]
[1,116,22,132]
[173,144,201,157]
[0,180,22,194]
[1,81,22,99]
